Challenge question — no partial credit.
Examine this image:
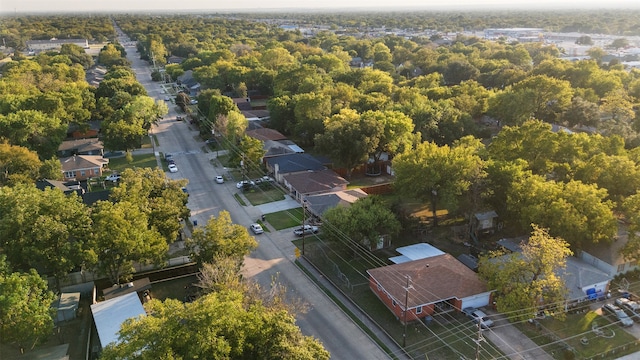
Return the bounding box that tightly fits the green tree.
[0,184,92,290]
[314,109,380,179]
[479,225,572,321]
[0,110,67,159]
[508,175,617,249]
[0,143,42,186]
[393,138,484,225]
[621,193,640,262]
[110,167,189,243]
[292,92,331,145]
[185,211,258,266]
[100,291,329,360]
[0,257,55,353]
[90,200,168,285]
[324,195,401,253]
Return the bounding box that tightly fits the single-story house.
[36,179,85,197]
[90,292,146,350]
[265,153,326,183]
[578,223,639,277]
[53,292,80,323]
[245,128,303,158]
[368,254,492,323]
[60,155,109,181]
[58,138,104,158]
[176,70,200,96]
[498,236,612,301]
[305,188,368,217]
[283,169,348,202]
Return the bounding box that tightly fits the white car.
[250,223,264,234]
[215,175,224,184]
[105,173,121,182]
[463,307,494,329]
[168,164,178,173]
[294,225,319,236]
[236,180,255,189]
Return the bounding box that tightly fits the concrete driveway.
[483,309,554,360]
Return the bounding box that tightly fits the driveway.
[483,309,554,360]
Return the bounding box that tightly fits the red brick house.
[60,155,109,181]
[367,254,492,324]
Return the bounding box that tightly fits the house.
[498,236,612,301]
[368,254,492,323]
[176,70,200,96]
[60,155,109,181]
[580,225,639,277]
[283,169,348,202]
[66,120,101,139]
[245,128,303,158]
[265,153,326,183]
[36,179,85,197]
[90,292,146,351]
[305,188,368,217]
[58,138,104,158]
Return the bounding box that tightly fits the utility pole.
[402,275,413,347]
[474,321,483,360]
[301,199,307,256]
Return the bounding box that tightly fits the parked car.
[164,96,171,101]
[294,225,319,237]
[181,187,189,196]
[168,164,178,173]
[615,298,640,322]
[167,158,175,165]
[250,223,264,234]
[463,307,494,329]
[190,99,198,105]
[215,175,224,184]
[236,180,255,189]
[602,303,634,327]
[105,173,121,182]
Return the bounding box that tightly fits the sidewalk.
[296,256,411,360]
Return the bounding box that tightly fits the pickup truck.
[294,225,318,236]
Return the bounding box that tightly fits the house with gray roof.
[283,169,348,202]
[265,153,326,183]
[58,138,104,158]
[305,188,368,217]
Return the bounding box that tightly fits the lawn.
[108,153,158,172]
[519,311,640,359]
[264,208,303,230]
[242,186,286,205]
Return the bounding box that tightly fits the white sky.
[5,0,640,13]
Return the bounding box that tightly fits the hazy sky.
[5,0,640,13]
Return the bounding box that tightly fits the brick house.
[60,155,109,181]
[367,254,492,324]
[283,169,348,202]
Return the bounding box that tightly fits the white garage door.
[461,292,491,310]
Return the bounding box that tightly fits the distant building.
[26,38,89,52]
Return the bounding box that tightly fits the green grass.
[242,186,286,206]
[141,135,153,149]
[525,311,640,359]
[108,153,158,172]
[151,274,198,301]
[233,193,247,206]
[264,208,303,230]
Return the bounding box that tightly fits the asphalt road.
[122,38,390,359]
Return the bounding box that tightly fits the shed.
[54,292,80,323]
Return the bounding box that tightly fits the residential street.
[122,39,392,359]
